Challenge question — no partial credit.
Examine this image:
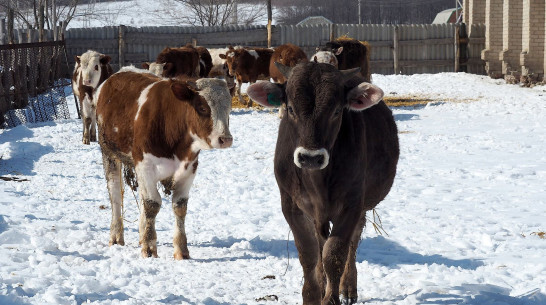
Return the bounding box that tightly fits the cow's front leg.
[340,212,366,305]
[281,190,322,305]
[101,151,124,246]
[236,77,244,106]
[81,95,92,145]
[171,161,198,260]
[136,167,162,258]
[90,106,97,142]
[322,208,360,305]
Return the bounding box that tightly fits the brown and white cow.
[72,50,113,144]
[95,67,233,259]
[247,62,399,305]
[207,47,237,96]
[318,39,371,82]
[219,46,273,106]
[155,45,200,78]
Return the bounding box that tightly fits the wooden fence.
[57,23,485,75]
[1,23,486,75]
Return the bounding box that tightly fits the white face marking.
[248,50,259,59]
[113,127,118,133]
[293,147,330,170]
[312,51,338,68]
[134,83,157,121]
[195,78,233,149]
[147,62,165,76]
[78,50,104,88]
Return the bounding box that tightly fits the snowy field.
[1,73,546,305]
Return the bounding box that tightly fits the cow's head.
[142,62,166,77]
[247,62,384,170]
[219,48,249,78]
[76,50,111,88]
[311,50,340,68]
[174,78,233,150]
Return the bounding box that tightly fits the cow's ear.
[334,47,343,55]
[100,55,111,65]
[142,62,150,69]
[171,82,195,101]
[247,81,284,107]
[346,82,384,111]
[75,56,81,64]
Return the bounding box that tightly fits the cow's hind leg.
[340,212,366,305]
[101,151,124,246]
[136,165,162,258]
[170,161,198,260]
[281,190,322,305]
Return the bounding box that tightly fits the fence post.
[455,25,460,72]
[393,25,399,74]
[330,23,336,41]
[0,19,5,44]
[118,25,126,70]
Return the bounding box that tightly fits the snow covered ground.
[1,73,546,305]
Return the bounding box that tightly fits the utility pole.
[267,0,272,48]
[358,0,362,24]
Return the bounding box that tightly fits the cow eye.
[334,108,342,117]
[94,65,99,71]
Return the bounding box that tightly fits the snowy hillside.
[1,73,546,305]
[68,0,270,29]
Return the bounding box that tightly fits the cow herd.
[71,39,399,305]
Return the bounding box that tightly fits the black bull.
[247,62,399,305]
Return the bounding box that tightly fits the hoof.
[340,295,358,305]
[82,138,90,145]
[141,248,158,258]
[174,252,191,260]
[109,238,125,246]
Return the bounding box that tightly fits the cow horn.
[274,62,293,80]
[341,67,361,83]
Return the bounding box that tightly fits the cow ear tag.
[267,92,281,107]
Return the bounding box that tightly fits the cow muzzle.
[293,147,329,170]
[217,135,233,148]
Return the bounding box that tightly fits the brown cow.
[219,46,273,106]
[196,46,213,78]
[72,50,113,145]
[247,62,399,305]
[95,67,233,259]
[319,39,371,82]
[155,45,200,78]
[269,43,308,84]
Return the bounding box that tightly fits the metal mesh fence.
[0,40,70,129]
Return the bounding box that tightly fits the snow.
[1,72,546,305]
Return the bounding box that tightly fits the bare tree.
[0,0,81,40]
[172,0,265,26]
